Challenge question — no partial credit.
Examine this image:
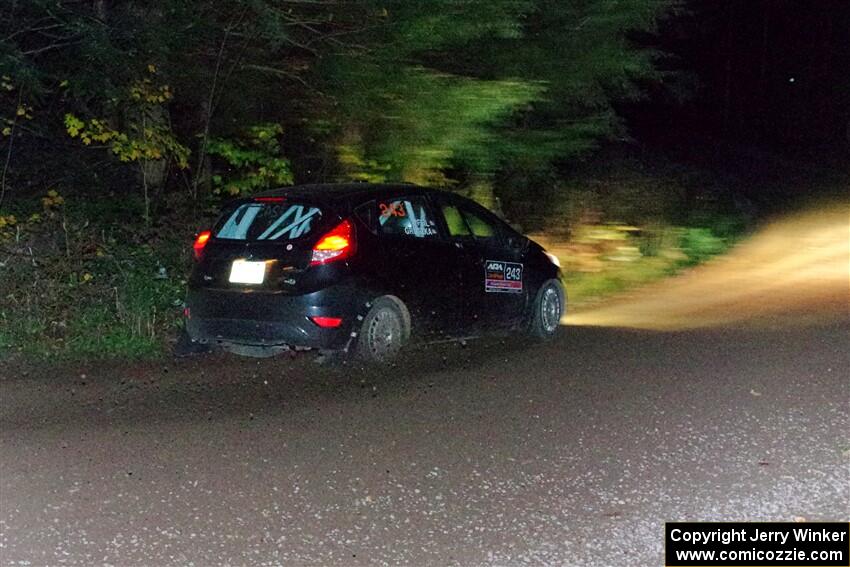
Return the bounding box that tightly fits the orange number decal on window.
[379,202,406,217]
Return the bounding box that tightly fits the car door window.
[377,197,440,239]
[461,208,501,244]
[440,204,472,237]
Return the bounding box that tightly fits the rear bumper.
[184,285,364,350]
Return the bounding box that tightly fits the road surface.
[1,203,848,566]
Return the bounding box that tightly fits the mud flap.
[173,328,213,357]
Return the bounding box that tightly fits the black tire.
[528,279,565,339]
[356,296,410,363]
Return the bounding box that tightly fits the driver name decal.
[485,261,523,293]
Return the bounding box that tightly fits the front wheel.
[528,279,565,339]
[356,296,411,363]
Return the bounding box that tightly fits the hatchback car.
[183,183,565,362]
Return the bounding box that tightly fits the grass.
[565,258,679,306]
[0,193,194,362]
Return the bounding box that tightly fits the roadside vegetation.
[0,192,192,359]
[516,152,751,307]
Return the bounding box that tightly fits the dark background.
[632,0,848,163]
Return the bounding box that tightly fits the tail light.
[193,230,211,261]
[311,219,355,266]
[309,316,343,328]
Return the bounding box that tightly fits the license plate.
[229,260,266,284]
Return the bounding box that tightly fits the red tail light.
[309,316,343,328]
[193,230,211,260]
[254,196,286,203]
[310,219,355,266]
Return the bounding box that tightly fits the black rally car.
[184,183,565,362]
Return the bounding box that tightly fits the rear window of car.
[214,202,322,241]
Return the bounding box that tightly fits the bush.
[679,227,727,265]
[0,191,192,360]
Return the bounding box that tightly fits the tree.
[1,0,674,217]
[0,0,360,213]
[316,0,673,207]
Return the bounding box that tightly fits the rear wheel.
[528,279,565,339]
[356,296,410,363]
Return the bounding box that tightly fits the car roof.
[254,182,439,204]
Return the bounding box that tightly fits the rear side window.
[215,202,322,241]
[377,197,439,239]
[355,201,377,234]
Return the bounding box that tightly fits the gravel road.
[1,319,848,566]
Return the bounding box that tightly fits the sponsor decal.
[485,260,523,293]
[404,217,438,236]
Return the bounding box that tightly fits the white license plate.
[229,260,266,284]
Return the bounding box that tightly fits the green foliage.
[678,227,727,265]
[565,257,679,305]
[2,0,674,206]
[523,154,747,306]
[63,69,189,168]
[319,0,672,186]
[206,124,294,197]
[0,191,189,360]
[329,65,539,185]
[550,219,738,307]
[484,0,672,171]
[561,219,736,306]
